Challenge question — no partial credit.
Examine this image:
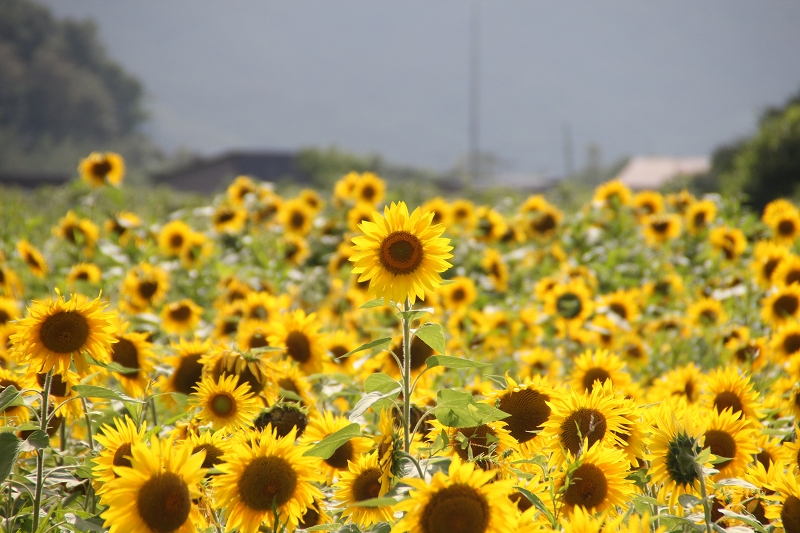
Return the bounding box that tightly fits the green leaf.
[426,355,489,370]
[433,389,509,428]
[278,388,303,402]
[414,323,445,354]
[364,373,401,395]
[439,279,456,285]
[359,298,386,309]
[715,478,758,490]
[695,446,712,465]
[396,307,433,321]
[305,525,340,532]
[25,430,50,450]
[717,509,769,533]
[0,433,22,483]
[72,384,145,404]
[515,486,555,527]
[303,423,362,459]
[349,386,402,421]
[678,493,703,508]
[351,496,397,508]
[337,337,392,360]
[0,385,23,413]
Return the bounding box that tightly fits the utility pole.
[467,3,480,189]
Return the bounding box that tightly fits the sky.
[41,1,800,177]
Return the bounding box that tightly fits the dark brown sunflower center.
[399,336,435,371]
[533,213,556,233]
[0,310,9,324]
[783,495,800,533]
[254,405,308,439]
[764,259,781,280]
[330,345,348,360]
[453,425,496,461]
[756,449,773,470]
[559,408,607,456]
[39,311,90,354]
[774,294,800,317]
[704,429,736,471]
[582,368,611,392]
[361,185,376,201]
[249,333,269,349]
[136,472,191,533]
[509,491,533,512]
[216,210,236,224]
[379,231,424,275]
[76,271,90,281]
[498,389,551,444]
[693,211,707,228]
[352,467,383,501]
[651,221,669,234]
[238,456,298,510]
[285,331,311,363]
[784,334,800,356]
[325,440,354,470]
[290,211,306,229]
[169,304,192,322]
[91,159,112,178]
[563,463,608,509]
[37,372,68,397]
[172,353,204,395]
[169,233,184,249]
[192,443,225,469]
[210,393,235,417]
[113,442,133,470]
[713,391,743,415]
[608,303,628,320]
[421,484,489,533]
[451,288,466,303]
[138,281,159,300]
[556,293,582,319]
[779,219,797,236]
[111,337,140,377]
[299,503,321,529]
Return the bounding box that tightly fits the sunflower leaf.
[359,298,387,309]
[351,496,397,508]
[414,323,445,355]
[426,355,489,370]
[303,422,362,459]
[350,386,402,421]
[433,389,509,428]
[72,384,145,404]
[0,433,22,483]
[677,493,703,508]
[515,486,555,526]
[304,525,339,532]
[338,337,392,360]
[396,307,433,321]
[23,430,50,451]
[717,510,769,533]
[0,385,23,413]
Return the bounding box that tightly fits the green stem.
[81,398,95,453]
[32,369,53,533]
[697,462,713,533]
[402,298,412,454]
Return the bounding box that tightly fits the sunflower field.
[3,153,800,533]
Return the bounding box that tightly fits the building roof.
[615,156,710,190]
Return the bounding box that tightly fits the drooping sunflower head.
[254,403,310,439]
[350,201,453,305]
[79,151,125,187]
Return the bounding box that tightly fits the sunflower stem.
[32,369,53,533]
[402,298,412,454]
[696,462,713,533]
[81,398,95,453]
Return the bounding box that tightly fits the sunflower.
[687,297,727,328]
[422,197,453,227]
[104,211,142,245]
[79,151,125,187]
[701,407,759,481]
[100,435,206,533]
[27,367,82,421]
[348,202,376,232]
[570,349,631,394]
[598,289,640,324]
[487,375,554,451]
[543,279,594,334]
[11,291,116,375]
[393,455,516,533]
[518,347,561,381]
[227,175,260,206]
[0,263,22,297]
[592,180,632,208]
[0,297,18,328]
[190,374,260,431]
[524,203,562,240]
[282,234,310,266]
[16,239,48,278]
[108,321,156,397]
[323,328,358,372]
[350,172,384,205]
[202,347,276,396]
[266,310,326,374]
[93,415,148,490]
[301,411,374,482]
[440,276,478,311]
[685,199,717,235]
[554,444,635,515]
[773,323,800,363]
[426,419,516,465]
[236,319,272,352]
[648,363,703,405]
[254,402,310,439]
[450,199,478,231]
[762,284,800,327]
[701,366,760,421]
[350,201,452,305]
[540,380,630,465]
[473,206,508,242]
[334,452,393,527]
[279,198,315,236]
[764,201,800,244]
[632,190,664,220]
[187,428,231,471]
[0,368,31,425]
[211,203,248,234]
[66,262,102,288]
[162,338,215,396]
[160,298,204,335]
[482,248,509,293]
[158,219,193,257]
[372,409,402,492]
[641,213,682,245]
[709,226,748,261]
[212,301,244,340]
[765,465,800,533]
[180,231,214,268]
[121,263,170,309]
[213,426,324,533]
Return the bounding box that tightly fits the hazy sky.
[41,1,800,176]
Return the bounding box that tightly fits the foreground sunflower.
[393,455,516,533]
[555,444,635,515]
[334,452,394,527]
[213,426,324,532]
[350,201,453,305]
[11,291,116,375]
[100,435,206,533]
[93,415,148,491]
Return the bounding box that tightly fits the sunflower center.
[783,495,800,533]
[91,159,112,178]
[210,393,235,417]
[249,333,269,349]
[325,440,354,470]
[76,271,90,281]
[352,467,383,501]
[556,293,582,319]
[693,211,707,228]
[299,503,321,529]
[665,432,702,487]
[290,211,306,229]
[652,221,669,234]
[238,456,298,510]
[774,295,800,317]
[172,353,204,395]
[111,337,140,377]
[136,472,191,533]
[498,388,551,444]
[713,391,743,415]
[533,213,556,233]
[216,210,235,224]
[330,345,348,360]
[254,405,308,439]
[509,492,533,512]
[784,334,800,355]
[39,311,90,354]
[285,331,311,363]
[35,372,68,396]
[0,310,9,324]
[138,281,159,299]
[397,336,435,371]
[169,234,184,249]
[421,484,489,533]
[756,449,773,470]
[563,463,608,510]
[169,304,192,322]
[192,443,225,469]
[704,429,736,471]
[451,288,466,303]
[113,442,133,470]
[379,231,424,275]
[779,220,797,236]
[453,425,496,461]
[582,368,611,392]
[786,271,800,286]
[560,408,607,456]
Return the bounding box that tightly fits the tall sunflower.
[213,426,324,532]
[350,201,453,305]
[100,435,206,533]
[79,151,125,187]
[393,456,516,533]
[334,452,394,527]
[11,291,116,375]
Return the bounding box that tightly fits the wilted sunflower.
[301,411,374,483]
[79,151,125,187]
[570,349,631,394]
[685,199,717,235]
[213,426,324,533]
[12,291,116,375]
[201,347,275,396]
[100,435,207,533]
[160,298,204,335]
[93,415,148,490]
[267,309,326,374]
[393,455,516,533]
[279,198,315,236]
[121,263,170,309]
[762,284,800,327]
[190,374,260,431]
[555,444,635,515]
[158,219,193,257]
[334,452,393,527]
[350,201,453,305]
[16,239,48,278]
